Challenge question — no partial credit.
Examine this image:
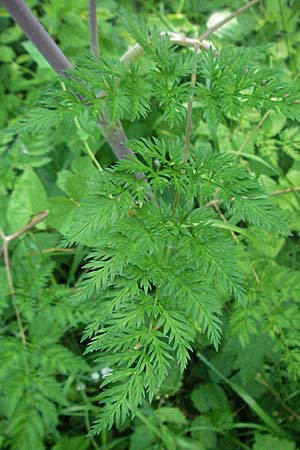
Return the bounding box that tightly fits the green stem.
[80,390,101,450]
[74,117,103,171]
[177,0,185,14]
[278,0,291,60]
[198,353,288,438]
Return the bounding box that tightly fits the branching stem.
[199,0,260,42]
[0,0,133,161]
[6,210,49,242]
[0,210,49,345]
[1,0,72,74]
[2,0,249,164]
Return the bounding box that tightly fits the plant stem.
[271,186,300,196]
[6,210,49,242]
[1,0,72,74]
[205,185,300,210]
[74,117,103,171]
[237,110,270,155]
[89,0,100,58]
[184,44,199,161]
[80,390,101,450]
[120,43,145,65]
[0,211,49,344]
[136,411,172,448]
[0,229,27,344]
[172,44,199,216]
[212,200,239,243]
[177,0,185,14]
[1,0,134,162]
[278,0,291,60]
[256,373,300,423]
[199,0,260,42]
[198,353,288,438]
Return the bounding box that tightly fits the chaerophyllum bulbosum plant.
[7,0,300,435]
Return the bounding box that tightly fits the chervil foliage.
[0,237,90,450]
[196,46,300,128]
[15,34,300,139]
[62,135,286,432]
[12,19,299,438]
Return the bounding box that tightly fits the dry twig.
[199,0,260,42]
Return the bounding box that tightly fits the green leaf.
[52,436,90,450]
[0,45,15,62]
[155,407,187,425]
[190,416,217,449]
[191,383,229,414]
[6,168,48,232]
[198,354,288,438]
[46,197,77,233]
[22,41,52,70]
[252,433,296,450]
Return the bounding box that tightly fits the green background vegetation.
[1,1,300,449]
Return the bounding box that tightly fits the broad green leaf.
[190,416,217,449]
[252,433,296,450]
[0,45,15,62]
[156,407,187,425]
[22,41,52,69]
[7,168,48,232]
[46,197,77,233]
[191,383,229,414]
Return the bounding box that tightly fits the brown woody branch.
[0,0,133,161]
[199,0,260,42]
[1,0,261,162]
[89,0,100,58]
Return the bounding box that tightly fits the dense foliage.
[1,1,300,449]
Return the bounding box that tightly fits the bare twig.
[29,248,75,256]
[119,32,214,67]
[271,186,300,196]
[89,0,100,58]
[199,0,260,42]
[160,31,212,51]
[0,211,49,345]
[120,43,145,65]
[0,230,14,296]
[6,210,49,242]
